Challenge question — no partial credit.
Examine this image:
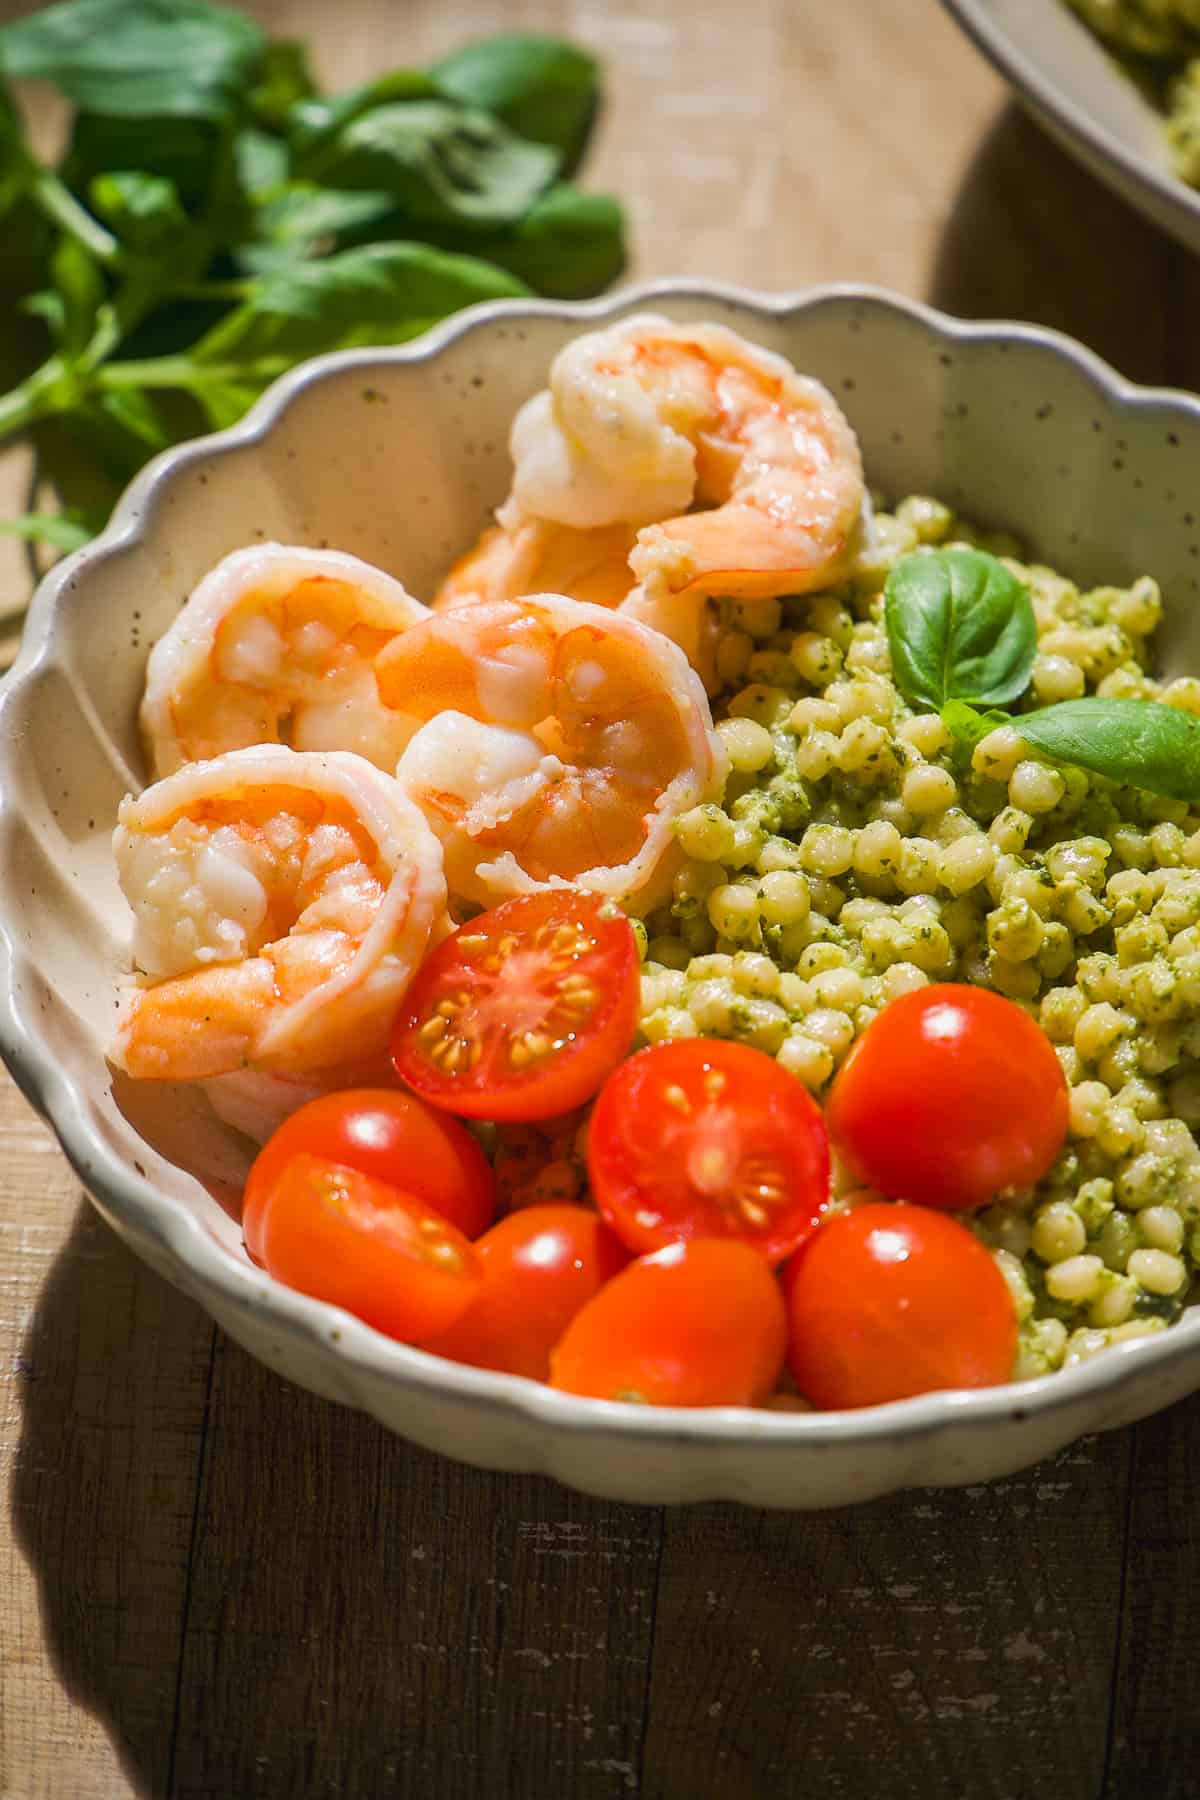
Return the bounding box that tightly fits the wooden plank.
[167,1337,661,1799]
[0,1088,214,1800]
[641,1433,1130,1800]
[1102,1395,1200,1797]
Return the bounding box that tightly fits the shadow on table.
[9,1201,211,1799]
[929,101,1185,387]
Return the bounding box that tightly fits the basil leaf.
[0,79,31,216]
[300,100,560,229]
[193,240,530,364]
[288,70,439,158]
[64,112,221,210]
[885,548,1037,712]
[941,698,1013,751]
[0,511,92,551]
[49,237,106,359]
[0,0,266,122]
[433,35,599,169]
[239,183,397,272]
[233,125,289,199]
[459,185,625,297]
[248,39,315,132]
[89,171,189,250]
[1014,699,1200,802]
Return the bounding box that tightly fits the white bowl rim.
[940,0,1200,231]
[5,276,1200,1455]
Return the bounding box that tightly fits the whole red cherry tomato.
[419,1204,630,1381]
[242,1088,494,1264]
[786,1201,1017,1408]
[549,1238,787,1406]
[826,984,1068,1210]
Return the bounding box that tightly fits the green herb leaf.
[1013,698,1200,801]
[300,100,560,229]
[0,78,32,216]
[193,240,531,365]
[456,184,624,297]
[433,34,599,169]
[64,111,221,211]
[0,511,92,551]
[248,38,315,131]
[0,0,266,122]
[288,69,439,157]
[885,548,1037,712]
[49,237,106,359]
[233,125,289,199]
[940,698,1013,751]
[89,171,189,250]
[238,182,397,272]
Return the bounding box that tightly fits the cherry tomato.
[786,1202,1017,1409]
[419,1204,630,1380]
[587,1040,829,1262]
[257,1155,483,1342]
[242,1088,495,1264]
[392,891,640,1122]
[826,984,1069,1211]
[549,1238,787,1406]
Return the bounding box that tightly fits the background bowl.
[5,280,1200,1509]
[941,0,1200,254]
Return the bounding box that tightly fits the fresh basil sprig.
[884,547,1037,710]
[0,2,627,581]
[887,549,1200,802]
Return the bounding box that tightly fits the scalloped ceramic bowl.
[6,281,1200,1509]
[942,0,1200,254]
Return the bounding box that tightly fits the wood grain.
[4,0,1200,1795]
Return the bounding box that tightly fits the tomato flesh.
[786,1201,1017,1409]
[826,984,1069,1211]
[242,1087,495,1264]
[257,1154,482,1342]
[419,1203,630,1381]
[549,1238,787,1406]
[587,1040,829,1262]
[392,891,640,1122]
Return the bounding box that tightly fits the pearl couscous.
[637,495,1200,1378]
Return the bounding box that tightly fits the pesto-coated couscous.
[1066,0,1200,185]
[636,494,1200,1380]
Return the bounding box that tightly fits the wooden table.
[4,2,1200,1794]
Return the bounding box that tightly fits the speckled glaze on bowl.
[5,281,1200,1509]
[942,0,1200,254]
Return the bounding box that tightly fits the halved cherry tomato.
[587,1040,829,1262]
[826,984,1069,1211]
[257,1154,482,1342]
[392,891,640,1122]
[419,1204,630,1381]
[242,1088,495,1264]
[549,1238,787,1406]
[786,1201,1017,1409]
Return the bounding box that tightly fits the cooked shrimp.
[506,313,866,675]
[140,544,429,778]
[204,1055,395,1145]
[434,517,638,612]
[111,746,447,1081]
[377,593,726,909]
